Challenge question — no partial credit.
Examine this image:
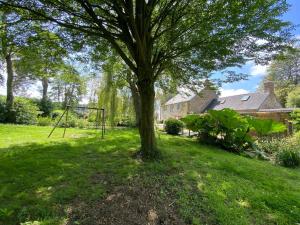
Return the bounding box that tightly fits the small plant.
[276,150,300,168]
[164,118,184,135]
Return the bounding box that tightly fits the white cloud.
[296,34,300,40]
[250,64,268,76]
[220,88,249,97]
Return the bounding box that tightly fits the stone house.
[160,81,283,121]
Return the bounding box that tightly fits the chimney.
[264,80,275,94]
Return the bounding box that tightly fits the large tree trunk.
[137,76,159,160]
[5,53,14,112]
[41,77,49,101]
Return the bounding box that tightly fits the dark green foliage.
[164,119,184,135]
[182,109,252,152]
[181,109,286,152]
[205,109,252,152]
[37,99,53,117]
[0,96,39,124]
[180,114,202,132]
[13,98,39,125]
[276,150,300,168]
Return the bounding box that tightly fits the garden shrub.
[164,118,184,135]
[12,97,39,124]
[290,109,300,131]
[37,117,52,126]
[180,114,202,132]
[37,99,53,117]
[181,109,287,153]
[246,116,286,136]
[206,109,252,152]
[276,150,300,168]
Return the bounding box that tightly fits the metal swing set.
[48,105,105,139]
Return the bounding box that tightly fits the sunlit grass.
[0,124,299,225]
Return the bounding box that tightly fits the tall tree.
[2,0,292,159]
[0,9,36,120]
[260,48,300,105]
[15,29,67,102]
[50,64,86,107]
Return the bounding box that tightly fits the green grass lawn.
[0,124,299,225]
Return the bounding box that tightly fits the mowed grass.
[0,124,299,225]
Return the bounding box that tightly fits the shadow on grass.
[0,130,146,224]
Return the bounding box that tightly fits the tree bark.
[136,75,159,160]
[41,77,49,102]
[5,53,14,111]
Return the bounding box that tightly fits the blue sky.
[219,0,300,97]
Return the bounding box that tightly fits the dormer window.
[241,95,250,101]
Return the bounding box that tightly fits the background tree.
[260,48,300,106]
[2,0,293,160]
[286,85,300,107]
[15,29,67,102]
[50,64,86,108]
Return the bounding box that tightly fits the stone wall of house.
[189,89,217,114]
[160,101,189,121]
[244,111,290,123]
[260,94,282,109]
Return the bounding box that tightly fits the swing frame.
[48,105,105,138]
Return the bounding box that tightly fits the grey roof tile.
[165,92,196,105]
[208,93,269,111]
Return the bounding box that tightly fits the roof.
[208,92,269,111]
[165,92,196,105]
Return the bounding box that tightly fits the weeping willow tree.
[98,57,136,127]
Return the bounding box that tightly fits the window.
[241,95,250,101]
[177,103,180,110]
[170,105,174,112]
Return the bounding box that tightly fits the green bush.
[37,117,52,126]
[180,109,287,153]
[182,110,252,152]
[276,150,300,168]
[37,99,53,117]
[246,116,286,136]
[290,109,300,131]
[164,118,184,135]
[180,114,202,131]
